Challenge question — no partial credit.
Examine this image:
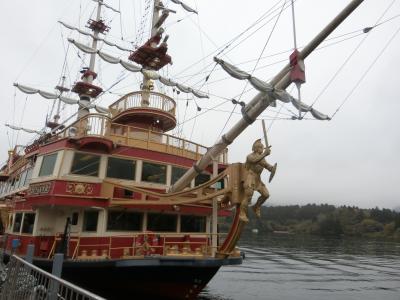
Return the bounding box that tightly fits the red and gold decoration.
[66,182,94,195]
[28,182,52,195]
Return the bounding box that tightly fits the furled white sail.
[214,57,331,120]
[68,39,209,98]
[13,83,110,115]
[5,124,43,135]
[59,21,131,52]
[170,0,198,14]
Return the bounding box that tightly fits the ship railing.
[57,114,228,164]
[109,90,176,116]
[0,254,105,300]
[57,113,111,139]
[49,233,227,260]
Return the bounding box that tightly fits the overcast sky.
[0,0,399,209]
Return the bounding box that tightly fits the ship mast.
[141,0,162,106]
[72,0,107,119]
[88,1,103,74]
[170,0,365,192]
[140,0,172,106]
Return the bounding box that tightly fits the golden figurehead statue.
[240,139,277,222]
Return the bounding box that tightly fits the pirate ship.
[0,0,366,299]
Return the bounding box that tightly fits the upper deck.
[56,113,228,164]
[109,91,177,132]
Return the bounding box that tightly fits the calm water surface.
[199,234,400,300]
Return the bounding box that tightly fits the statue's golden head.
[252,139,264,152]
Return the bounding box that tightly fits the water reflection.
[199,234,400,300]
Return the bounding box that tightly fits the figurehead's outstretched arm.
[260,159,274,172]
[250,147,271,164]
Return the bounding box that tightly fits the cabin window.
[24,168,33,186]
[171,166,188,184]
[141,162,166,184]
[10,178,16,191]
[21,213,35,234]
[147,213,177,232]
[39,153,58,177]
[82,211,99,232]
[71,212,79,226]
[14,175,20,190]
[4,181,10,194]
[195,173,211,186]
[18,171,27,189]
[13,213,23,233]
[8,180,13,193]
[71,153,100,177]
[107,211,143,231]
[106,157,136,180]
[2,182,8,195]
[8,215,13,230]
[215,178,225,190]
[124,189,133,198]
[181,215,206,233]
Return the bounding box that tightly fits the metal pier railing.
[0,255,105,300]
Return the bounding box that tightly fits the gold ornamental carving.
[239,138,277,222]
[66,182,94,195]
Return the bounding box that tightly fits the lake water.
[199,234,400,300]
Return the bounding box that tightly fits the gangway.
[0,254,105,300]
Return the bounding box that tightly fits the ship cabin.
[0,90,231,261]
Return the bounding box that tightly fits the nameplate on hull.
[28,182,52,195]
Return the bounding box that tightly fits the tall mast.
[88,1,103,75]
[54,76,67,124]
[151,0,162,37]
[170,0,365,192]
[72,0,107,119]
[141,0,165,106]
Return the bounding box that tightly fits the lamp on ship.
[68,127,77,137]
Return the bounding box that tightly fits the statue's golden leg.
[239,188,253,222]
[252,186,269,218]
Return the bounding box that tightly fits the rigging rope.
[182,0,297,92]
[239,0,287,101]
[290,0,298,50]
[15,96,28,147]
[289,0,303,120]
[175,15,399,83]
[14,1,76,82]
[119,0,124,40]
[185,0,208,141]
[308,0,398,117]
[215,0,287,141]
[332,24,400,118]
[267,85,296,133]
[173,0,290,80]
[11,89,17,147]
[6,132,12,150]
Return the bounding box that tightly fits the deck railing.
[48,233,226,260]
[0,255,105,300]
[57,114,228,164]
[109,91,176,116]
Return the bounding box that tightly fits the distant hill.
[220,204,400,239]
[395,206,400,212]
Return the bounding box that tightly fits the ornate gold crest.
[66,182,94,195]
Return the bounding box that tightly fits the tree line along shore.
[221,204,400,240]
